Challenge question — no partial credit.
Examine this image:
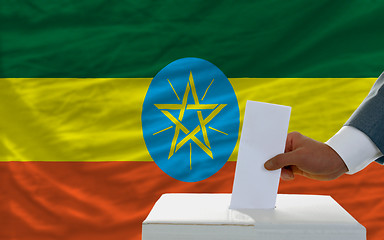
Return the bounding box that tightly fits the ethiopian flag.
[2,1,384,240]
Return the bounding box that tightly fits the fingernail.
[281,170,293,181]
[281,171,295,181]
[264,160,273,170]
[281,171,289,180]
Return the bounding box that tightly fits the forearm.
[326,126,383,174]
[345,72,384,157]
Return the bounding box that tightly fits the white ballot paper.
[230,100,291,209]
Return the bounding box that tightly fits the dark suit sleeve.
[345,72,384,164]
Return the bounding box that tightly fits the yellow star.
[155,72,227,161]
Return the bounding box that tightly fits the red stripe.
[2,161,383,240]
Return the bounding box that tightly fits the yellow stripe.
[0,78,376,161]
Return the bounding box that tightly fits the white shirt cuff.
[325,126,383,174]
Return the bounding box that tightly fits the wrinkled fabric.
[2,161,384,240]
[2,1,384,240]
[2,1,384,78]
[1,77,383,240]
[0,77,376,161]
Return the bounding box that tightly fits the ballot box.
[142,193,365,240]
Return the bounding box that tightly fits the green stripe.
[2,1,384,78]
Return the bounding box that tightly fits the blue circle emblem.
[142,58,239,182]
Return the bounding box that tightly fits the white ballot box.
[142,193,365,240]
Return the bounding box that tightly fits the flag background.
[2,1,384,240]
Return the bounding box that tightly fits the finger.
[281,167,294,181]
[289,166,329,181]
[264,151,300,170]
[290,165,305,176]
[284,133,294,152]
[285,132,302,152]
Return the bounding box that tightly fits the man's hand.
[264,132,348,181]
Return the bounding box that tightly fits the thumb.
[264,151,300,170]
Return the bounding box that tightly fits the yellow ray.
[167,79,180,100]
[201,79,214,101]
[208,126,228,135]
[153,126,173,135]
